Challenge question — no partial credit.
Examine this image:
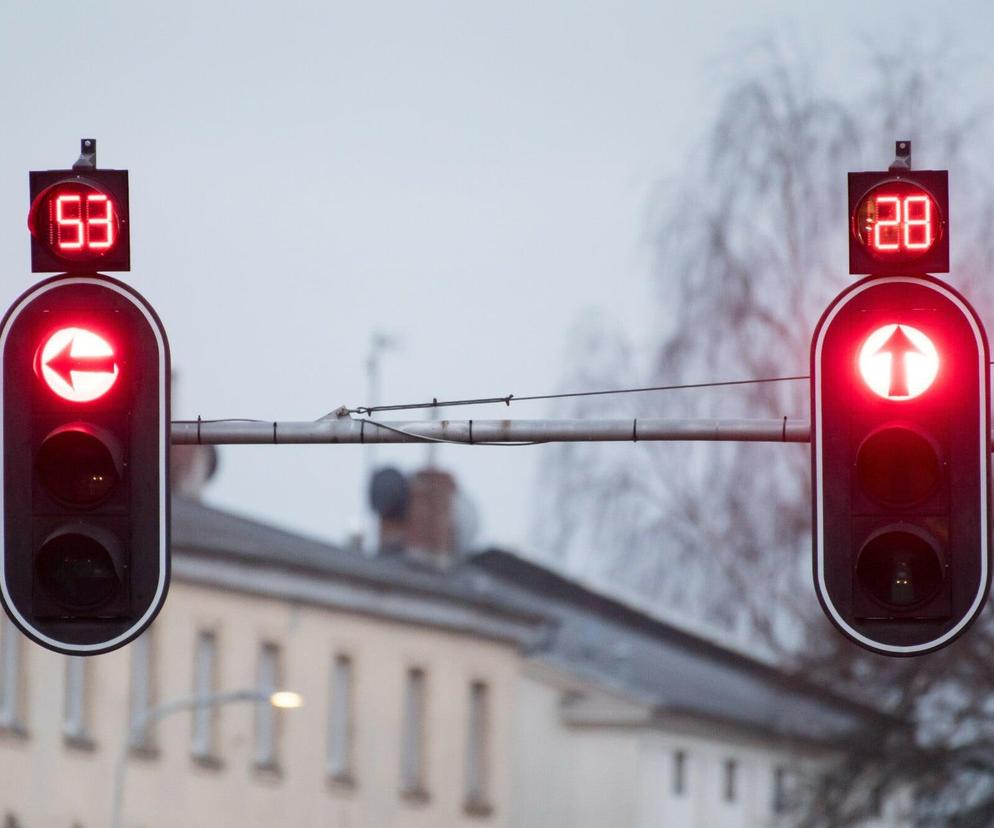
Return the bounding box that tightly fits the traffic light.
[811,275,990,655]
[28,138,130,274]
[0,274,169,655]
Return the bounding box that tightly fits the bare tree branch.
[536,38,994,824]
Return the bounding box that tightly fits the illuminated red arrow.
[874,325,921,397]
[45,338,117,389]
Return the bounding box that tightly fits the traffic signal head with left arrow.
[0,275,169,655]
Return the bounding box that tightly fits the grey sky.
[1,1,991,553]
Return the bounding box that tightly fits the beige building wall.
[0,577,520,827]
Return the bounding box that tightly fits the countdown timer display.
[30,184,120,259]
[847,170,948,275]
[852,182,940,259]
[28,168,130,274]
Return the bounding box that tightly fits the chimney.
[370,466,460,567]
[406,468,457,562]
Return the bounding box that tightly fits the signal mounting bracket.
[889,139,912,172]
[72,138,97,171]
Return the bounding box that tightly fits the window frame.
[399,666,429,801]
[0,619,26,737]
[253,641,282,775]
[190,629,221,767]
[62,656,94,749]
[464,679,493,815]
[326,652,356,787]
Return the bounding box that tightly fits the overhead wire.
[348,373,810,416]
[173,373,812,437]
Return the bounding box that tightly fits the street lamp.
[110,688,303,828]
[269,690,303,709]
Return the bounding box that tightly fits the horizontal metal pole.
[171,417,812,445]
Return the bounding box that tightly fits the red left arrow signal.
[38,327,119,403]
[45,339,117,388]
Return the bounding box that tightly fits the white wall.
[512,670,639,827]
[514,664,911,828]
[635,729,784,828]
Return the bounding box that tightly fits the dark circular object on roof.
[370,467,410,519]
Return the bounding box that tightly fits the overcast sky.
[1,1,991,555]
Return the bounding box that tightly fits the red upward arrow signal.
[45,339,117,389]
[873,325,922,397]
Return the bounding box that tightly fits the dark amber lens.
[856,531,943,609]
[37,428,120,507]
[36,532,119,611]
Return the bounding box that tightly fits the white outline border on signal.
[0,277,167,654]
[813,277,989,655]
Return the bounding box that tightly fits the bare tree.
[536,38,994,823]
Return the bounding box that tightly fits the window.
[868,784,883,818]
[400,667,428,798]
[464,681,491,814]
[0,619,25,734]
[672,750,687,796]
[723,759,738,803]
[128,630,156,754]
[254,643,281,772]
[773,766,789,814]
[327,654,354,784]
[190,630,219,764]
[63,657,93,747]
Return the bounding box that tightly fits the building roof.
[464,548,900,746]
[170,496,549,647]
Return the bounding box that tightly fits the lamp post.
[110,688,303,828]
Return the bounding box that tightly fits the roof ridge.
[469,547,900,729]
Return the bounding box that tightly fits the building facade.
[0,495,544,827]
[0,468,907,827]
[469,551,910,828]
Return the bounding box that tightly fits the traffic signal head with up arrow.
[811,275,990,656]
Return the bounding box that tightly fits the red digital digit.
[904,195,931,250]
[54,195,84,250]
[86,194,115,250]
[873,196,901,251]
